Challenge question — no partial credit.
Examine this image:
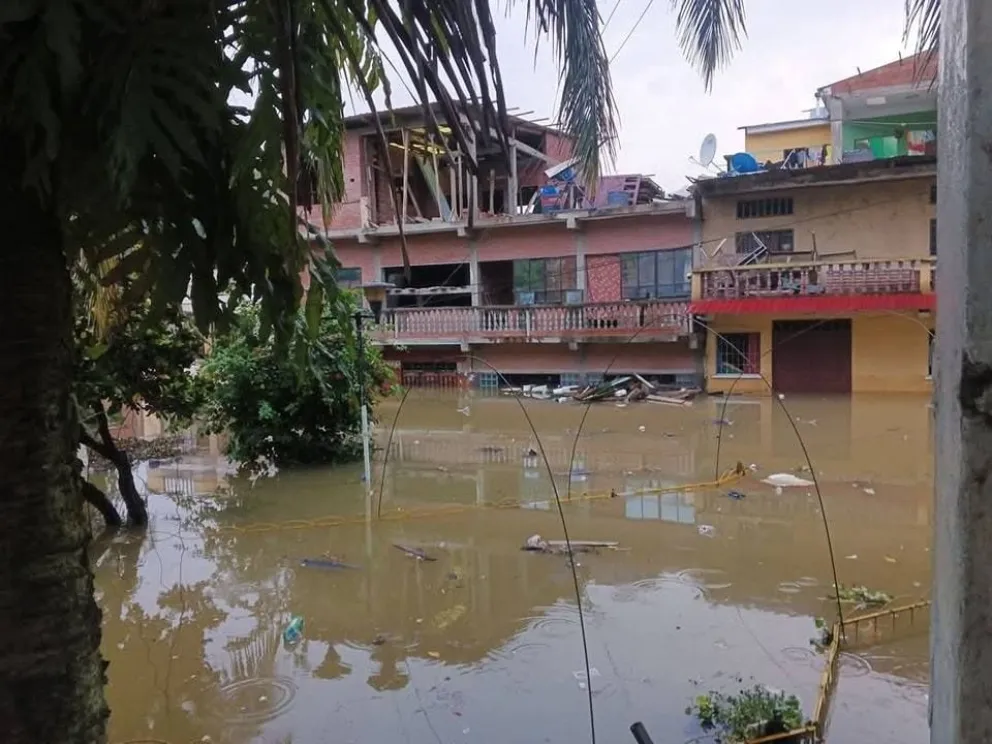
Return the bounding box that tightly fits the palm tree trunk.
[0,150,110,742]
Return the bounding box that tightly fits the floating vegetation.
[688,685,805,743]
[810,617,834,649]
[832,584,893,609]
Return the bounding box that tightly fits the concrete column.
[372,245,383,282]
[575,232,587,293]
[830,119,843,164]
[469,240,481,306]
[823,95,844,163]
[932,3,992,743]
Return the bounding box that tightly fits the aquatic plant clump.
[688,685,804,742]
[832,583,893,609]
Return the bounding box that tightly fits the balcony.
[374,300,691,345]
[692,257,936,313]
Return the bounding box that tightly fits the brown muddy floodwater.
[93,392,933,744]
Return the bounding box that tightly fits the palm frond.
[672,0,747,91]
[904,0,940,81]
[517,0,618,182]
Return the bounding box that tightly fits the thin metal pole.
[354,311,373,494]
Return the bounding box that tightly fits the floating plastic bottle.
[283,615,304,645]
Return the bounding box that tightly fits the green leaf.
[84,342,108,360]
[304,281,324,339]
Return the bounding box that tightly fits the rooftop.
[819,52,938,97]
[691,155,936,197]
[342,102,565,137]
[739,115,830,135]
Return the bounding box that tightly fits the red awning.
[691,293,936,316]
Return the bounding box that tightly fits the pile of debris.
[501,376,700,406]
[522,534,620,554]
[572,375,699,406]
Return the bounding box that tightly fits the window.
[928,333,936,377]
[513,256,576,304]
[716,333,760,375]
[338,267,363,288]
[735,229,795,255]
[930,219,937,256]
[736,197,794,219]
[930,183,937,204]
[621,248,692,299]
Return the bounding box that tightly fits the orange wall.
[698,176,936,265]
[703,312,933,395]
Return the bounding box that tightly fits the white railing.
[375,300,691,342]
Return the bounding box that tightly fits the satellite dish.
[699,134,718,168]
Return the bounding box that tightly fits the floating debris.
[299,557,358,570]
[761,473,814,488]
[283,616,304,645]
[393,544,437,561]
[726,490,747,500]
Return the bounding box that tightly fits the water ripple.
[217,675,298,725]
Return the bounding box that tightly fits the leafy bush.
[689,685,804,742]
[198,289,391,469]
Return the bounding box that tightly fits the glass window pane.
[622,254,638,287]
[638,253,655,285]
[656,251,675,284]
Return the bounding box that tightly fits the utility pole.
[932,1,992,742]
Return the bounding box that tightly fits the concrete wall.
[744,125,833,162]
[470,342,698,376]
[842,111,938,153]
[851,313,933,393]
[698,176,937,263]
[703,314,772,395]
[383,342,698,378]
[702,312,932,395]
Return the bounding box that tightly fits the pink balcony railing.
[695,257,935,300]
[375,300,691,344]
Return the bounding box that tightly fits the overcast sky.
[350,0,919,193]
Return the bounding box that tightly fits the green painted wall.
[842,111,937,156]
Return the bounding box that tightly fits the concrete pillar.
[372,245,383,282]
[932,3,992,742]
[469,240,481,306]
[575,232,587,293]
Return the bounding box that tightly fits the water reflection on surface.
[95,393,932,744]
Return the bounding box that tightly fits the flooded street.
[94,393,932,744]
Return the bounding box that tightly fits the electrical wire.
[601,0,623,32]
[374,352,600,744]
[609,0,655,64]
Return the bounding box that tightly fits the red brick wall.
[586,254,622,302]
[322,133,367,230]
[826,53,937,95]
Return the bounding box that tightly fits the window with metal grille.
[513,256,576,304]
[736,197,794,219]
[735,229,795,255]
[716,333,760,375]
[621,247,692,299]
[338,267,363,287]
[930,219,937,256]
